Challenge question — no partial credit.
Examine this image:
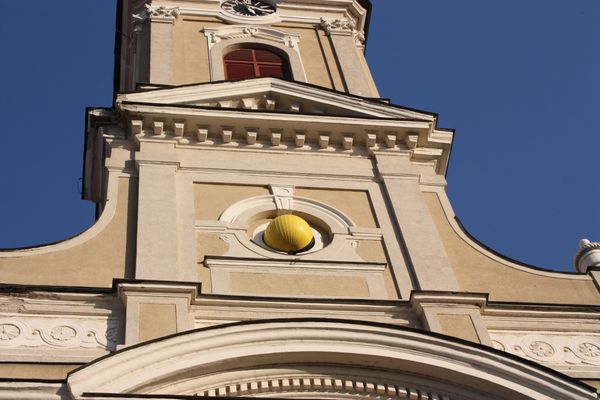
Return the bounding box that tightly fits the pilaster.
[118,282,198,346]
[320,18,377,97]
[411,291,492,346]
[133,5,179,85]
[375,153,459,291]
[135,162,179,280]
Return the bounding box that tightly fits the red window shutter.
[225,49,254,62]
[258,65,285,79]
[254,49,283,63]
[225,63,256,80]
[224,48,290,81]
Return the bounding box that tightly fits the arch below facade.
[66,319,596,400]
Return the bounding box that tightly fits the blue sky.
[0,1,598,271]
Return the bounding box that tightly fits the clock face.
[221,0,276,17]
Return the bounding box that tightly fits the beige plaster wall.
[196,232,229,293]
[0,363,80,379]
[423,192,600,305]
[194,183,270,220]
[170,19,343,90]
[139,303,177,342]
[437,314,480,344]
[172,18,220,84]
[0,178,136,288]
[295,188,378,228]
[230,272,370,297]
[355,239,399,299]
[275,25,341,90]
[356,240,386,263]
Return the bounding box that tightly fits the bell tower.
[116,0,378,96]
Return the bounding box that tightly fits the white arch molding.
[214,194,364,262]
[203,26,307,82]
[66,319,597,400]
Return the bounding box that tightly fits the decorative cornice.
[320,17,356,34]
[320,17,365,46]
[489,331,600,377]
[203,26,300,49]
[0,315,118,361]
[132,4,180,26]
[67,320,597,400]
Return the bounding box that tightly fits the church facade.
[1,1,600,399]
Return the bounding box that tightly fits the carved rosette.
[0,323,21,341]
[528,341,555,358]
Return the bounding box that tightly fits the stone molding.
[118,282,198,346]
[0,317,117,350]
[197,375,451,399]
[203,26,300,50]
[133,4,180,26]
[206,258,388,299]
[320,17,365,46]
[127,115,446,175]
[66,319,597,399]
[197,193,381,264]
[489,331,600,378]
[117,78,452,174]
[0,292,121,362]
[202,27,306,82]
[0,381,64,400]
[191,296,418,330]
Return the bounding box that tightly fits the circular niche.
[248,211,330,255]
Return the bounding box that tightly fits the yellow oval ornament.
[263,215,315,254]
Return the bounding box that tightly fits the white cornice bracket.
[133,4,180,26]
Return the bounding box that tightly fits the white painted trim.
[203,26,306,83]
[118,77,434,120]
[206,258,388,299]
[218,195,355,230]
[67,320,597,399]
[0,382,65,400]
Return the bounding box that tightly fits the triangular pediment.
[117,77,435,121]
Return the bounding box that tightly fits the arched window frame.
[203,26,307,82]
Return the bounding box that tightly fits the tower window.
[224,48,290,80]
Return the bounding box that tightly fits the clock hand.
[247,4,272,14]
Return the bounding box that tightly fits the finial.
[574,238,600,273]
